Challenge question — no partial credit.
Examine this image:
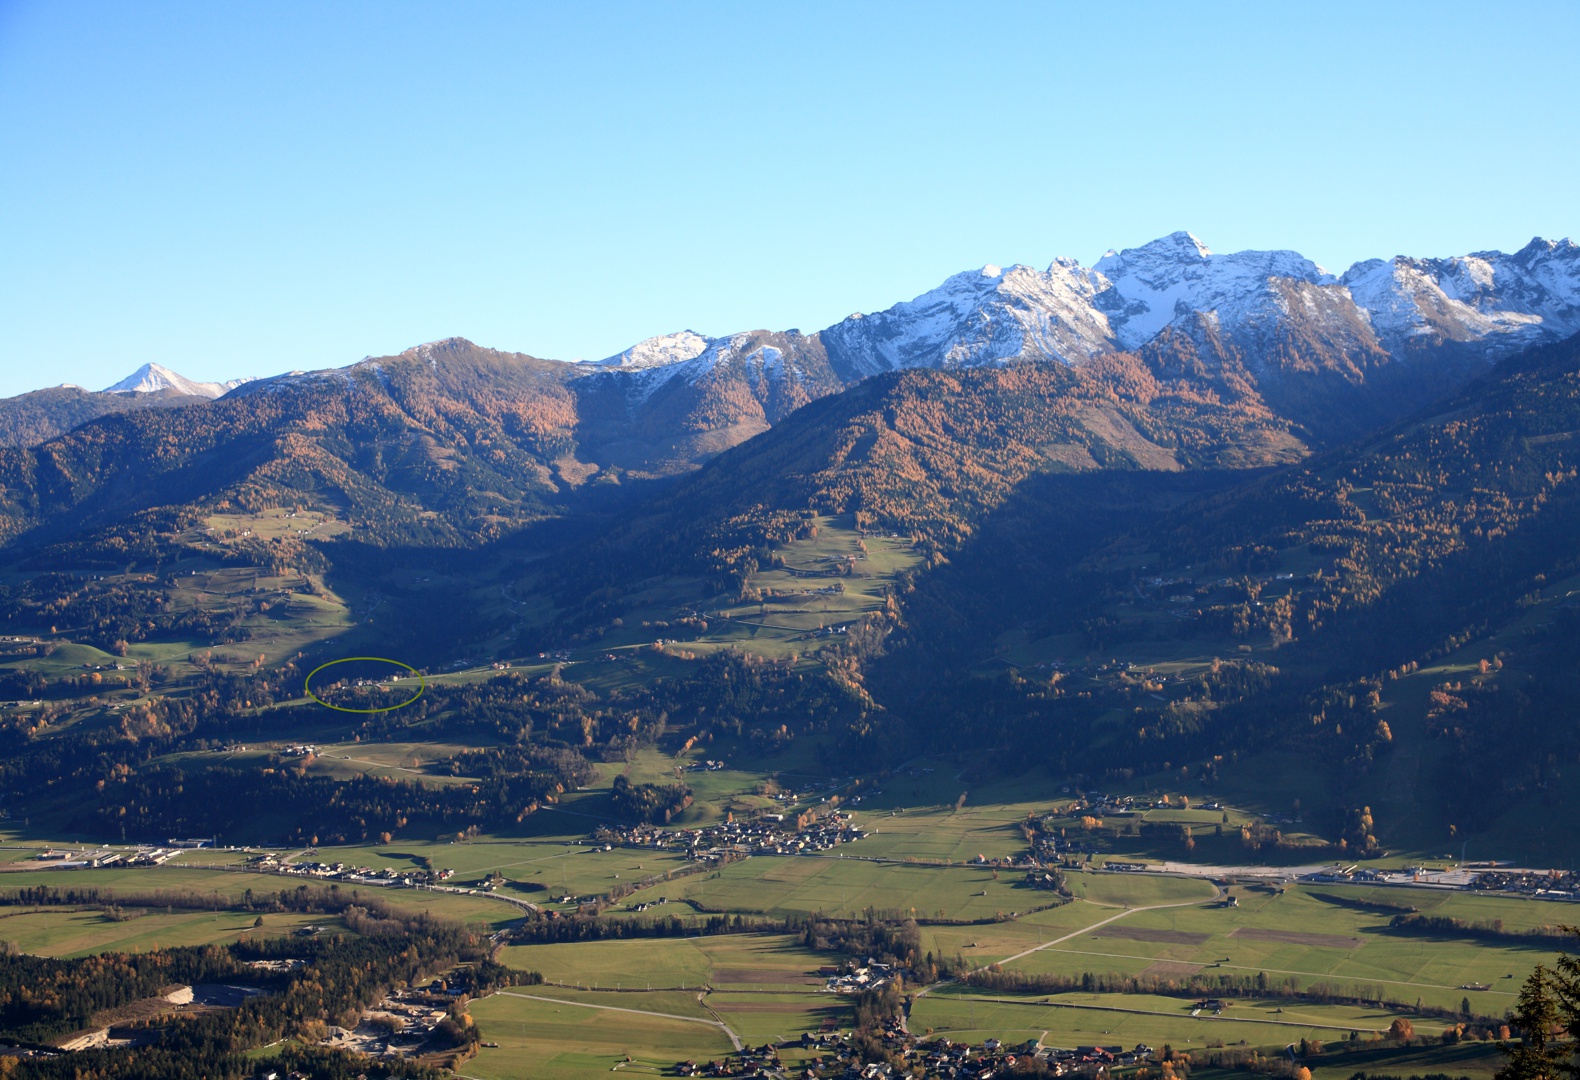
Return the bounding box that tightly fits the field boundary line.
[697,993,746,1051]
[994,887,1221,970]
[493,990,743,1050]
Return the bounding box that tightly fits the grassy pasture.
[497,986,715,1020]
[459,990,738,1080]
[912,985,1447,1052]
[464,985,846,1080]
[1065,873,1218,907]
[1221,1037,1509,1080]
[320,837,696,899]
[706,990,843,1044]
[500,933,832,992]
[1002,884,1566,1014]
[304,745,481,787]
[651,856,1050,921]
[0,907,332,957]
[0,864,524,931]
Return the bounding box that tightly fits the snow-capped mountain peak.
[593,330,711,370]
[1339,238,1580,354]
[103,363,250,398]
[821,259,1120,376]
[1093,234,1333,350]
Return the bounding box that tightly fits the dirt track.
[1093,925,1210,945]
[1230,926,1362,949]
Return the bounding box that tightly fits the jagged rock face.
[820,260,1121,378]
[1092,232,1334,351]
[816,231,1580,379]
[1341,238,1580,355]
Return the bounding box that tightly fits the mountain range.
[6,233,1578,463]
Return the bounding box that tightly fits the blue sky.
[1,1,1577,396]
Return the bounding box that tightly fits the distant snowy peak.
[103,363,250,398]
[1341,237,1580,354]
[589,329,827,407]
[593,330,711,370]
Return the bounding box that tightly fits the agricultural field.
[467,990,736,1080]
[2,709,1574,1080]
[0,863,526,930]
[498,933,832,992]
[471,867,1566,1077]
[319,836,698,900]
[639,856,1045,921]
[0,906,333,957]
[1001,882,1565,1013]
[911,985,1450,1051]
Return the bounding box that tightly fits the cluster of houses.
[667,1025,1156,1078]
[594,809,866,861]
[1471,868,1580,899]
[249,855,455,887]
[675,1043,783,1076]
[903,1038,1154,1078]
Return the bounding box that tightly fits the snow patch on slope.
[593,332,805,406]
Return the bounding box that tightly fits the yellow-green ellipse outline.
[305,656,426,714]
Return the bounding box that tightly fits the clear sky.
[1,1,1577,397]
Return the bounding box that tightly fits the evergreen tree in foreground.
[1498,930,1580,1080]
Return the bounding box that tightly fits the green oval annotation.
[305,656,426,714]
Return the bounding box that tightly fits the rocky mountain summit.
[103,362,252,398]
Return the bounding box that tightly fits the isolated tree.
[1497,965,1568,1080]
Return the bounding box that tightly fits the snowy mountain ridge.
[591,232,1580,399]
[103,363,251,399]
[50,233,1580,409]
